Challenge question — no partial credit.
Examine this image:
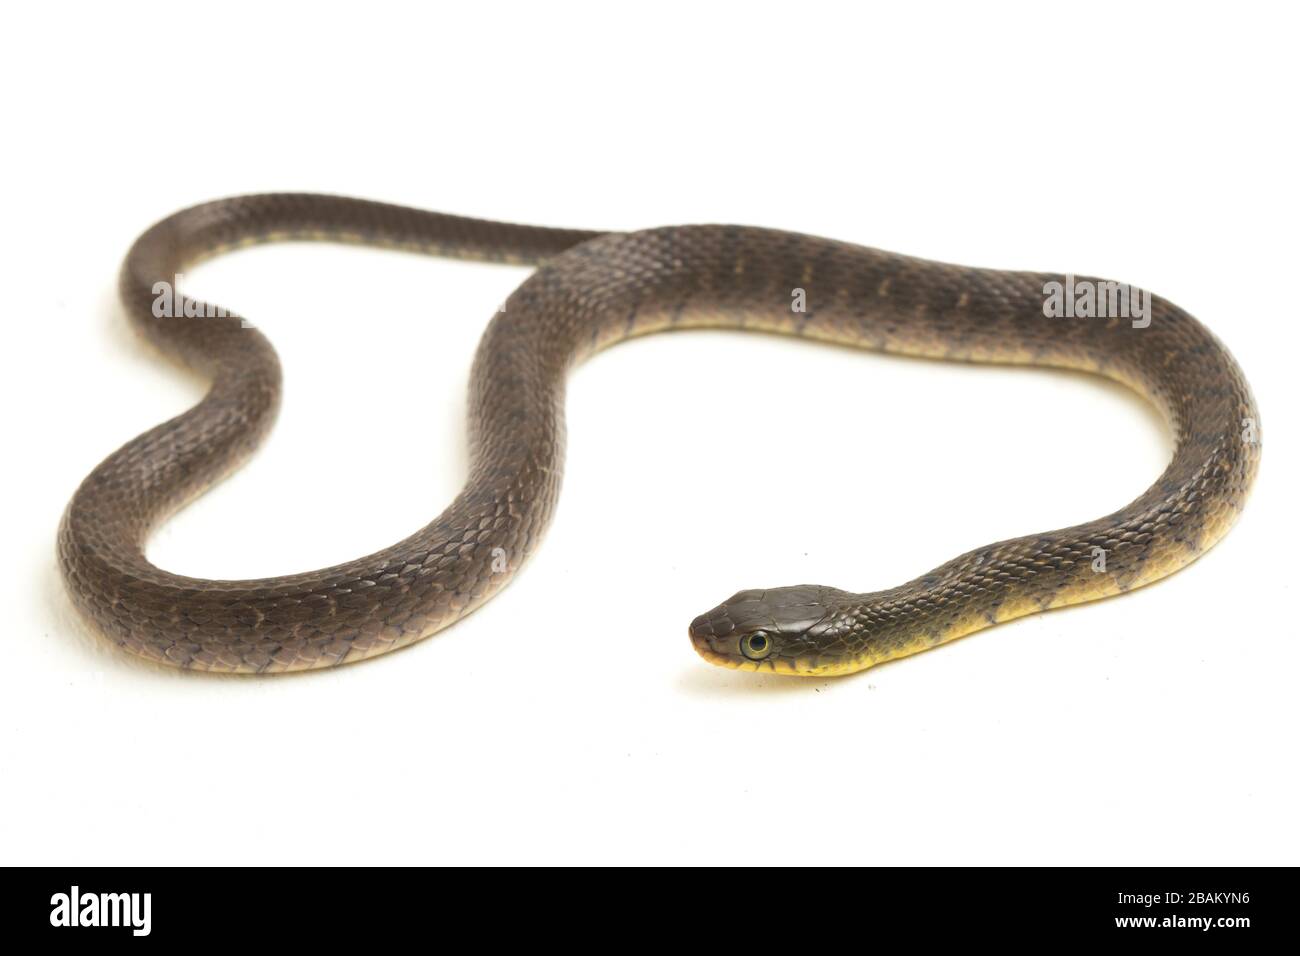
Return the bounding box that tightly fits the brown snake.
[58,194,1260,675]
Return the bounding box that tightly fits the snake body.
[58,194,1260,675]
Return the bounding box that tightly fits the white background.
[2,2,1296,865]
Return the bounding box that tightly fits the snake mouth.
[688,611,787,672]
[688,620,834,677]
[688,632,748,670]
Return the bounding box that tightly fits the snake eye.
[741,630,773,661]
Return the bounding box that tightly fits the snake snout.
[688,607,734,658]
[688,608,733,641]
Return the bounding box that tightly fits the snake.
[58,194,1260,676]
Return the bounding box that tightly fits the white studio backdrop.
[2,2,1296,865]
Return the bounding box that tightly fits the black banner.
[4,867,1290,944]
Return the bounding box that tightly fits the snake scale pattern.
[58,194,1260,675]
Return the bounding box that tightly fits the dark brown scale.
[57,195,1259,674]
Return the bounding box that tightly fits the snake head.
[689,585,851,676]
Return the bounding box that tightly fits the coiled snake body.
[58,195,1260,675]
